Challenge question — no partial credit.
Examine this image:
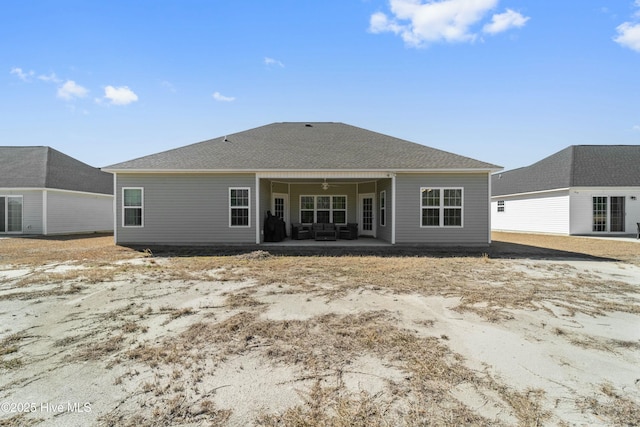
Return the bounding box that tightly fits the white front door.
[272,193,289,225]
[359,193,375,237]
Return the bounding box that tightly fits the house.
[103,122,500,246]
[491,145,640,235]
[0,146,113,235]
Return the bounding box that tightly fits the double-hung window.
[299,195,347,224]
[420,188,463,227]
[123,188,143,227]
[230,188,250,227]
[0,196,23,233]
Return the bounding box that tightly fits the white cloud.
[212,91,235,102]
[10,67,34,81]
[103,85,138,105]
[614,1,640,52]
[633,125,640,131]
[57,80,88,100]
[615,22,640,51]
[615,18,640,51]
[38,73,61,83]
[483,9,529,34]
[369,0,528,47]
[265,57,285,67]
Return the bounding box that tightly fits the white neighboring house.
[491,145,640,236]
[0,146,113,235]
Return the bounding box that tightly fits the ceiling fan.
[321,178,339,191]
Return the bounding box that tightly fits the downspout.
[391,173,396,244]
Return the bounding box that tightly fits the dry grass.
[577,383,640,426]
[0,333,27,370]
[126,310,555,425]
[0,234,138,266]
[492,231,640,264]
[157,252,640,322]
[1,233,639,425]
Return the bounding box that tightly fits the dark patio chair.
[338,223,358,240]
[291,223,311,240]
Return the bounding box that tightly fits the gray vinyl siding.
[0,189,43,234]
[46,191,113,235]
[115,173,255,245]
[395,173,490,245]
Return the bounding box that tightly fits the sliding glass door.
[592,196,625,233]
[0,196,23,233]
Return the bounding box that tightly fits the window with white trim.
[0,196,23,233]
[299,195,347,224]
[380,190,386,226]
[123,188,143,227]
[497,200,505,212]
[229,188,250,227]
[420,188,463,227]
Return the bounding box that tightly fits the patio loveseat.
[291,223,358,241]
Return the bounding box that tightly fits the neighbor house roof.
[0,146,113,195]
[104,122,500,171]
[492,145,640,197]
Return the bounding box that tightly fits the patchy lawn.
[0,233,639,426]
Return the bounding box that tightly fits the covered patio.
[261,236,391,247]
[256,172,395,245]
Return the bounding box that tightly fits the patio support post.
[487,172,492,244]
[391,173,396,244]
[255,175,261,244]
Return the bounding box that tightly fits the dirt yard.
[0,233,639,426]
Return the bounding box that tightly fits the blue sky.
[2,0,639,171]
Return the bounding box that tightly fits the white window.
[123,188,143,227]
[497,200,505,212]
[420,188,463,227]
[380,190,386,226]
[0,196,23,233]
[299,195,347,224]
[230,188,250,227]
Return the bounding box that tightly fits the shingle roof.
[0,146,113,195]
[104,122,500,171]
[492,145,640,196]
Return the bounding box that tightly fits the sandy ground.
[0,235,639,426]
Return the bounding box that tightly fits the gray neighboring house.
[491,145,640,235]
[0,146,113,235]
[103,122,500,246]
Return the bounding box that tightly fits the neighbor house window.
[497,200,505,212]
[0,196,23,233]
[299,195,347,224]
[380,191,386,226]
[123,188,143,227]
[230,188,250,227]
[421,188,463,227]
